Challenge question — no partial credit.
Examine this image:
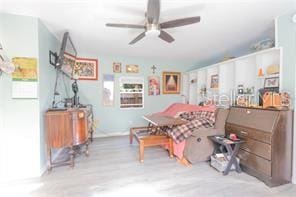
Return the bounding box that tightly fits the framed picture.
[210,74,219,89]
[113,62,121,73]
[74,57,98,80]
[162,71,181,94]
[126,64,139,73]
[62,53,76,77]
[264,77,279,88]
[148,76,160,96]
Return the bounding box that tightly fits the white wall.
[37,20,61,172]
[0,13,40,181]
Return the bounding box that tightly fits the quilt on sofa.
[166,111,215,143]
[155,103,216,159]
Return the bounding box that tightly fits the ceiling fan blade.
[106,23,145,29]
[160,16,201,29]
[129,32,146,45]
[147,0,160,24]
[159,30,175,43]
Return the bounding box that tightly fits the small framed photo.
[162,71,181,94]
[148,76,160,96]
[210,74,219,89]
[113,62,122,73]
[264,77,279,88]
[126,65,139,73]
[62,53,76,77]
[74,57,98,80]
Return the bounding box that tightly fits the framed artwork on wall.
[264,77,279,88]
[162,71,181,94]
[74,57,98,80]
[113,62,122,73]
[62,53,75,77]
[126,64,139,73]
[148,76,160,96]
[119,76,144,108]
[210,74,219,89]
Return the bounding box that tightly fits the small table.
[143,114,187,134]
[208,135,244,175]
[130,114,187,162]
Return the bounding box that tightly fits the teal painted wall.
[0,12,40,180]
[275,9,296,184]
[37,20,61,171]
[276,10,296,96]
[76,54,192,136]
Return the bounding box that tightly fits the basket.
[210,155,240,172]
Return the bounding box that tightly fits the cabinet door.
[227,108,278,132]
[46,111,73,148]
[71,110,88,145]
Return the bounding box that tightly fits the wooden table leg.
[139,140,144,163]
[223,144,241,175]
[69,146,75,168]
[85,140,90,157]
[90,130,93,143]
[47,147,52,172]
[169,138,174,158]
[130,128,134,144]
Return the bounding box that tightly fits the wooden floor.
[1,136,296,197]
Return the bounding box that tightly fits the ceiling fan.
[106,0,201,44]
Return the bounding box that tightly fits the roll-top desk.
[225,107,293,187]
[45,108,89,171]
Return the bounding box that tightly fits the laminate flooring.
[1,136,296,197]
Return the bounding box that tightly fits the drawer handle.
[240,131,248,136]
[246,110,251,114]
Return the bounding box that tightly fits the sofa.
[184,108,229,164]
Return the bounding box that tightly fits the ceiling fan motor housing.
[145,23,160,36]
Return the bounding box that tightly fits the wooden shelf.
[257,73,279,79]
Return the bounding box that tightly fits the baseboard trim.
[93,131,129,138]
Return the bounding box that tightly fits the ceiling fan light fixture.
[106,0,201,44]
[145,29,160,37]
[145,23,160,37]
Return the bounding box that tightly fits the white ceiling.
[0,0,295,65]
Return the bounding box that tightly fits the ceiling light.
[145,29,160,37]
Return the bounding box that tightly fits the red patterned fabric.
[167,111,215,143]
[155,103,216,159]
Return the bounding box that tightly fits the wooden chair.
[130,126,173,162]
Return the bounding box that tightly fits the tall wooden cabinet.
[225,107,293,187]
[45,108,89,171]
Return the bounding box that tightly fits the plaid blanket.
[166,111,215,143]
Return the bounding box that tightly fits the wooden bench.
[130,126,173,162]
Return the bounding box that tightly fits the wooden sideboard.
[45,108,89,171]
[225,107,293,187]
